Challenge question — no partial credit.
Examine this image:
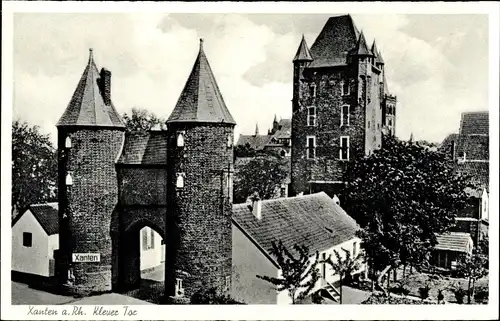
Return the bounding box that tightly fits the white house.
[231,192,364,304]
[12,203,165,278]
[11,203,59,277]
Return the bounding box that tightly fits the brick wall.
[118,168,167,205]
[166,123,234,300]
[57,128,125,294]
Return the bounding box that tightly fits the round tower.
[165,39,236,302]
[56,49,126,294]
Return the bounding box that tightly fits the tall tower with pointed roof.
[290,15,397,197]
[164,39,235,301]
[56,49,126,293]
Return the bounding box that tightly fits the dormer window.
[65,136,72,148]
[227,134,233,148]
[66,172,73,186]
[176,173,185,188]
[177,131,185,147]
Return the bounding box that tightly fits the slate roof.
[232,192,359,256]
[167,39,236,125]
[309,15,361,68]
[293,35,313,62]
[435,232,472,253]
[12,203,59,236]
[56,49,125,128]
[117,131,168,165]
[459,111,489,135]
[273,119,292,140]
[236,134,271,150]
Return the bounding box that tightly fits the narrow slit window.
[339,136,349,160]
[306,136,316,159]
[176,173,185,188]
[341,105,350,127]
[65,136,72,148]
[307,106,316,127]
[175,278,184,296]
[342,80,350,96]
[227,134,233,148]
[66,172,73,186]
[310,84,316,98]
[177,131,185,147]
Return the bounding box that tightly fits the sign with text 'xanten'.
[72,253,100,263]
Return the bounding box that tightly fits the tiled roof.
[56,50,125,128]
[456,134,489,160]
[167,39,236,125]
[13,203,59,235]
[435,232,472,253]
[438,133,458,154]
[236,134,271,150]
[232,192,359,256]
[117,131,168,165]
[309,15,360,68]
[459,111,489,135]
[456,161,489,189]
[293,35,313,62]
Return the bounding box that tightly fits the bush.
[191,288,244,304]
[418,285,430,301]
[390,285,410,296]
[474,288,488,304]
[453,288,467,304]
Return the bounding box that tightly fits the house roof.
[435,232,472,253]
[456,161,489,189]
[309,15,361,68]
[456,134,489,160]
[167,39,236,125]
[459,111,489,135]
[56,49,125,128]
[232,192,359,257]
[293,34,313,62]
[12,203,59,236]
[272,119,291,140]
[117,131,168,165]
[350,31,372,57]
[236,134,271,150]
[438,133,459,154]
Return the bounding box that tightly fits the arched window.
[176,173,185,188]
[177,131,185,147]
[66,172,73,186]
[65,136,72,148]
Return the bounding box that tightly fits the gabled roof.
[309,15,361,68]
[456,134,489,160]
[236,134,271,150]
[438,133,459,154]
[232,192,359,257]
[117,131,168,165]
[435,232,473,253]
[293,34,313,62]
[12,203,59,236]
[459,111,489,135]
[167,39,236,125]
[57,49,125,128]
[271,119,291,140]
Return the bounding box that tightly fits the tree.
[257,241,320,304]
[233,154,289,204]
[12,120,57,219]
[342,135,475,279]
[122,107,166,132]
[191,287,243,304]
[234,143,257,159]
[324,248,362,304]
[456,236,489,303]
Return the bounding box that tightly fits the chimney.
[248,192,262,220]
[99,68,112,106]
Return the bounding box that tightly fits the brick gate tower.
[56,49,126,294]
[165,39,236,301]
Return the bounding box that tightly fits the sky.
[12,13,489,145]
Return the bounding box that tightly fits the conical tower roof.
[377,49,385,65]
[350,31,372,57]
[371,40,379,60]
[56,49,125,128]
[167,39,236,125]
[293,34,313,62]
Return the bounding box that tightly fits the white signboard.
[72,253,100,263]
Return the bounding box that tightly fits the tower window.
[176,173,185,188]
[227,134,233,148]
[65,136,72,148]
[306,136,316,159]
[175,278,184,297]
[177,131,185,147]
[65,172,73,186]
[388,119,393,126]
[341,105,350,127]
[309,84,316,98]
[224,275,231,292]
[322,253,326,279]
[23,232,32,247]
[307,106,316,127]
[341,80,350,96]
[339,136,349,160]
